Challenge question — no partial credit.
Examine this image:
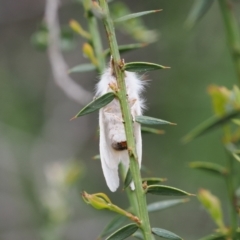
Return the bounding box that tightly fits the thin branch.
[44,0,92,105]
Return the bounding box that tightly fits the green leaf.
[68,63,96,73]
[136,116,176,126]
[104,43,147,56]
[105,223,139,240]
[114,10,162,22]
[147,199,189,213]
[232,153,240,163]
[185,0,214,29]
[142,177,167,185]
[124,168,132,189]
[232,118,240,125]
[198,233,226,240]
[152,228,183,240]
[99,215,127,238]
[189,161,229,176]
[124,62,170,72]
[146,185,194,196]
[71,92,115,119]
[183,109,240,143]
[198,189,225,231]
[132,231,144,240]
[141,126,165,135]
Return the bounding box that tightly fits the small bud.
[91,1,105,18]
[82,191,111,210]
[69,19,90,39]
[82,43,98,66]
[198,189,226,232]
[82,191,141,224]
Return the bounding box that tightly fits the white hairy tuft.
[96,66,145,192]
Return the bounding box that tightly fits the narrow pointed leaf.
[185,0,214,29]
[72,92,115,118]
[146,185,194,196]
[114,10,162,22]
[183,109,240,143]
[104,43,147,56]
[132,231,144,240]
[152,228,183,240]
[189,162,229,176]
[141,126,165,135]
[232,153,240,163]
[105,223,139,240]
[99,215,127,238]
[147,199,189,213]
[199,233,226,240]
[68,63,96,73]
[136,116,176,125]
[124,168,132,189]
[142,177,167,185]
[232,118,240,125]
[124,62,170,72]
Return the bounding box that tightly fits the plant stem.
[218,0,240,83]
[225,154,238,238]
[120,165,139,216]
[84,0,106,72]
[218,0,240,236]
[98,0,152,239]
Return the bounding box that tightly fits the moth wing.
[131,99,142,168]
[99,108,120,192]
[134,122,142,167]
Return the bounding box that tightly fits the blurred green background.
[0,0,239,239]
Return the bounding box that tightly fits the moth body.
[96,66,145,192]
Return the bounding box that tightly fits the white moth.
[95,63,145,192]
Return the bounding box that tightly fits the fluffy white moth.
[95,64,145,192]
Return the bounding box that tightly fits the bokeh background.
[1,0,239,239]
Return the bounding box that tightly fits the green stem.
[84,0,106,73]
[218,0,240,236]
[218,0,240,83]
[120,164,139,216]
[98,1,152,239]
[225,154,238,238]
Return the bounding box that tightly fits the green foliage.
[104,43,147,56]
[183,109,240,143]
[189,162,229,177]
[72,92,115,118]
[185,0,214,29]
[146,185,194,196]
[68,63,96,73]
[110,2,158,43]
[185,1,240,239]
[147,199,189,213]
[142,177,167,185]
[99,215,127,239]
[124,62,170,72]
[151,228,183,240]
[135,116,176,125]
[72,1,193,240]
[105,223,139,240]
[141,126,164,135]
[114,10,162,23]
